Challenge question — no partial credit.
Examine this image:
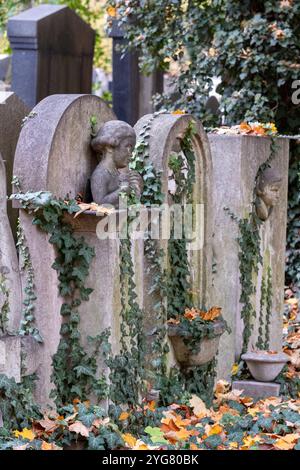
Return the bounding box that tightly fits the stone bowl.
[241,351,289,382]
[167,321,225,367]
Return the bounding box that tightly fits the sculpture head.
[91,120,136,169]
[256,167,282,208]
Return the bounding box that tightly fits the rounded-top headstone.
[13,94,116,199]
[134,113,212,202]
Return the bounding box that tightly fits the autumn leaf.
[106,6,117,17]
[171,109,186,115]
[41,441,62,451]
[242,435,261,448]
[274,434,299,450]
[14,428,35,441]
[207,424,223,436]
[200,306,222,321]
[189,395,210,418]
[122,433,137,448]
[119,411,129,421]
[231,363,239,375]
[69,421,89,437]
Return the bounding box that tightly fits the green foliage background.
[109,0,300,289]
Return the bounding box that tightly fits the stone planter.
[241,351,289,382]
[168,321,225,367]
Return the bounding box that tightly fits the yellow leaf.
[274,438,295,450]
[122,433,137,448]
[171,109,186,115]
[14,428,35,441]
[107,6,116,17]
[231,363,239,375]
[189,395,209,418]
[242,435,261,448]
[41,441,62,451]
[119,411,129,421]
[208,424,223,436]
[229,441,239,449]
[69,421,89,437]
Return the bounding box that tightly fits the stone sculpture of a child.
[90,120,143,208]
[255,167,282,221]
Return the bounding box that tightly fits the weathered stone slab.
[13,94,140,406]
[135,113,214,372]
[0,335,21,382]
[8,5,95,108]
[209,135,289,380]
[0,91,29,236]
[232,380,280,399]
[0,152,22,334]
[109,20,163,125]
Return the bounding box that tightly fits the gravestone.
[0,92,29,236]
[13,94,144,405]
[109,20,163,126]
[0,152,22,335]
[8,5,95,109]
[134,113,214,372]
[209,135,289,380]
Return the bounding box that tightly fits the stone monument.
[134,113,214,372]
[13,94,144,405]
[0,92,29,236]
[208,134,289,380]
[8,5,95,109]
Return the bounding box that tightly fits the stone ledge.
[232,380,280,399]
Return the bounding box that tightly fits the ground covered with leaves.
[0,292,299,451]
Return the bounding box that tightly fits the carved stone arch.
[135,113,213,308]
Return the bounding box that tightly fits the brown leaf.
[69,421,89,437]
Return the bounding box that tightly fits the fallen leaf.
[13,428,35,441]
[122,433,137,448]
[69,421,89,437]
[119,411,129,421]
[189,395,210,418]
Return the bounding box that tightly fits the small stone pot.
[168,321,225,367]
[241,351,289,382]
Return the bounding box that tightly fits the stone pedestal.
[8,5,95,109]
[232,380,280,399]
[209,135,289,380]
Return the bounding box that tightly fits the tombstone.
[8,5,95,109]
[13,94,144,406]
[0,152,22,335]
[0,92,29,236]
[209,134,289,379]
[109,20,163,126]
[134,113,214,375]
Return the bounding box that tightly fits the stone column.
[8,5,95,109]
[209,135,289,380]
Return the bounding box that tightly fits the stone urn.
[168,321,225,367]
[241,351,289,382]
